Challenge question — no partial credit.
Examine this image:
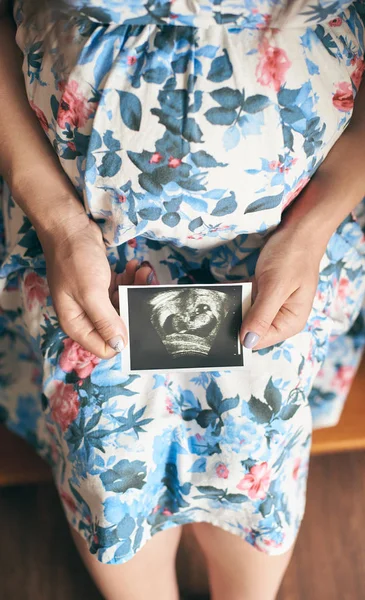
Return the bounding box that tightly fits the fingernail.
[146,270,154,284]
[243,332,260,349]
[137,260,153,271]
[108,335,125,353]
[146,270,159,285]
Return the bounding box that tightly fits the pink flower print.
[23,272,49,311]
[49,381,80,431]
[168,156,182,168]
[282,177,310,210]
[149,152,163,164]
[337,277,349,301]
[127,55,137,66]
[60,491,77,513]
[262,538,281,549]
[332,365,355,394]
[256,40,291,92]
[329,17,342,27]
[57,80,94,129]
[332,82,354,112]
[166,397,174,414]
[216,463,229,479]
[258,14,272,29]
[351,58,365,90]
[292,457,301,481]
[237,462,271,500]
[60,338,100,379]
[29,100,49,132]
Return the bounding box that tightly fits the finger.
[109,270,117,298]
[112,260,139,290]
[110,266,135,309]
[56,297,119,359]
[122,259,140,285]
[254,288,315,349]
[110,260,159,308]
[111,287,121,311]
[253,302,305,350]
[134,261,159,286]
[79,290,128,354]
[240,277,291,349]
[110,266,153,309]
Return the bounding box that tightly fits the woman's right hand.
[38,216,157,359]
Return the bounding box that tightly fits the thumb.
[240,277,286,349]
[83,291,128,353]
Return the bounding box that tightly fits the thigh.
[71,526,182,600]
[192,523,293,600]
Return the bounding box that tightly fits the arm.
[281,80,365,254]
[241,80,365,349]
[0,12,133,358]
[0,11,87,235]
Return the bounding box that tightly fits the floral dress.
[1,0,365,564]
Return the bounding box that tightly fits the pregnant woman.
[1,0,365,598]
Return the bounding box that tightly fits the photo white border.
[119,282,252,374]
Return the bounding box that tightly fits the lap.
[1,203,365,564]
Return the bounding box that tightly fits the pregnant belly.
[20,11,364,248]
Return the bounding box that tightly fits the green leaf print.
[188,216,204,232]
[264,378,282,414]
[98,151,122,177]
[205,107,237,126]
[210,87,243,109]
[138,207,162,221]
[207,49,233,82]
[259,496,274,516]
[248,396,273,424]
[162,212,181,227]
[118,91,142,131]
[211,193,237,216]
[280,404,300,420]
[191,150,227,168]
[100,459,147,493]
[244,193,283,214]
[243,94,271,114]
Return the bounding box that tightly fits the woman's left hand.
[239,78,365,351]
[240,225,324,350]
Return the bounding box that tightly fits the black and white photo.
[119,283,252,373]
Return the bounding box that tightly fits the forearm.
[281,80,365,254]
[0,15,88,236]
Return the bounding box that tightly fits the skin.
[1,3,365,599]
[1,8,365,357]
[71,524,293,600]
[240,83,365,348]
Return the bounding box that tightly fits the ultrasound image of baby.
[119,282,251,372]
[148,288,231,358]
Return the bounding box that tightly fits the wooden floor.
[0,451,364,600]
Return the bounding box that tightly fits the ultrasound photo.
[119,283,252,373]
